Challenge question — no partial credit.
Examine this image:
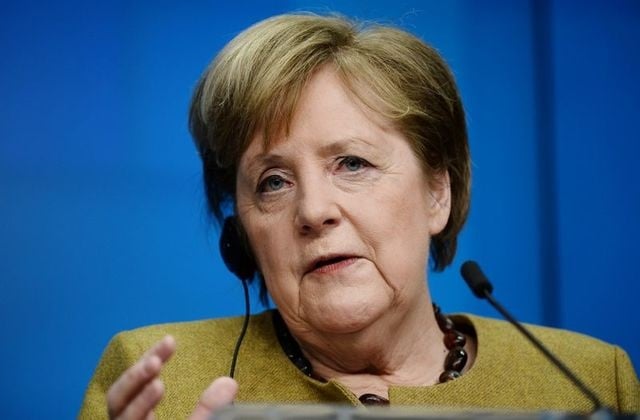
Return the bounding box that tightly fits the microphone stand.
[460,261,627,418]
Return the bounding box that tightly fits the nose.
[294,175,341,235]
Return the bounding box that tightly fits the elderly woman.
[80,13,639,419]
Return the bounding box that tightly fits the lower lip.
[309,257,359,275]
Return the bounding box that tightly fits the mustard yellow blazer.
[79,312,639,418]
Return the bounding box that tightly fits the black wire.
[229,279,250,379]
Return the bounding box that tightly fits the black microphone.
[460,261,606,412]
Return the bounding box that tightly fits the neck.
[282,297,449,397]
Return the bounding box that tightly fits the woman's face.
[235,66,450,336]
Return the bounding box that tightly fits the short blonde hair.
[190,13,470,274]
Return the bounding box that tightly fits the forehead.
[239,66,398,166]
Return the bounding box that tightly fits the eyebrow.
[318,137,375,155]
[242,154,286,179]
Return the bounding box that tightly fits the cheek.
[246,222,288,274]
[357,179,433,284]
[369,177,432,239]
[241,214,301,301]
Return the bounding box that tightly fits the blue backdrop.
[1,1,638,418]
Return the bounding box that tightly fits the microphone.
[460,261,606,412]
[460,261,493,298]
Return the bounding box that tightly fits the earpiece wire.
[229,279,251,378]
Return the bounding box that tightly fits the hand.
[107,335,176,419]
[106,335,238,420]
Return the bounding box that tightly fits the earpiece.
[219,216,256,281]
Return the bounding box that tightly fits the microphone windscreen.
[461,260,493,298]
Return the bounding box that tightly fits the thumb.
[189,377,238,420]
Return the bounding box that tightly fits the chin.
[302,293,390,335]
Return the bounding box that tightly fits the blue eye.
[340,156,367,172]
[259,175,286,192]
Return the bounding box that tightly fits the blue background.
[1,0,638,418]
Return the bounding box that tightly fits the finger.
[117,378,164,420]
[142,335,176,363]
[189,377,238,420]
[107,354,162,417]
[107,336,176,417]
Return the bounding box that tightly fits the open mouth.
[307,255,357,274]
[314,256,348,269]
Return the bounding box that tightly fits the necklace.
[433,303,469,383]
[272,303,468,406]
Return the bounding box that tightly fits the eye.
[258,174,287,193]
[338,156,369,172]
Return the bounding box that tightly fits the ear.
[427,170,451,236]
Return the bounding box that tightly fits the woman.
[80,13,639,419]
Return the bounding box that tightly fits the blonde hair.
[190,13,470,274]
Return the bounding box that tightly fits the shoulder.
[457,314,639,413]
[79,311,276,419]
[106,311,277,376]
[113,313,256,353]
[460,313,621,372]
[462,313,615,355]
